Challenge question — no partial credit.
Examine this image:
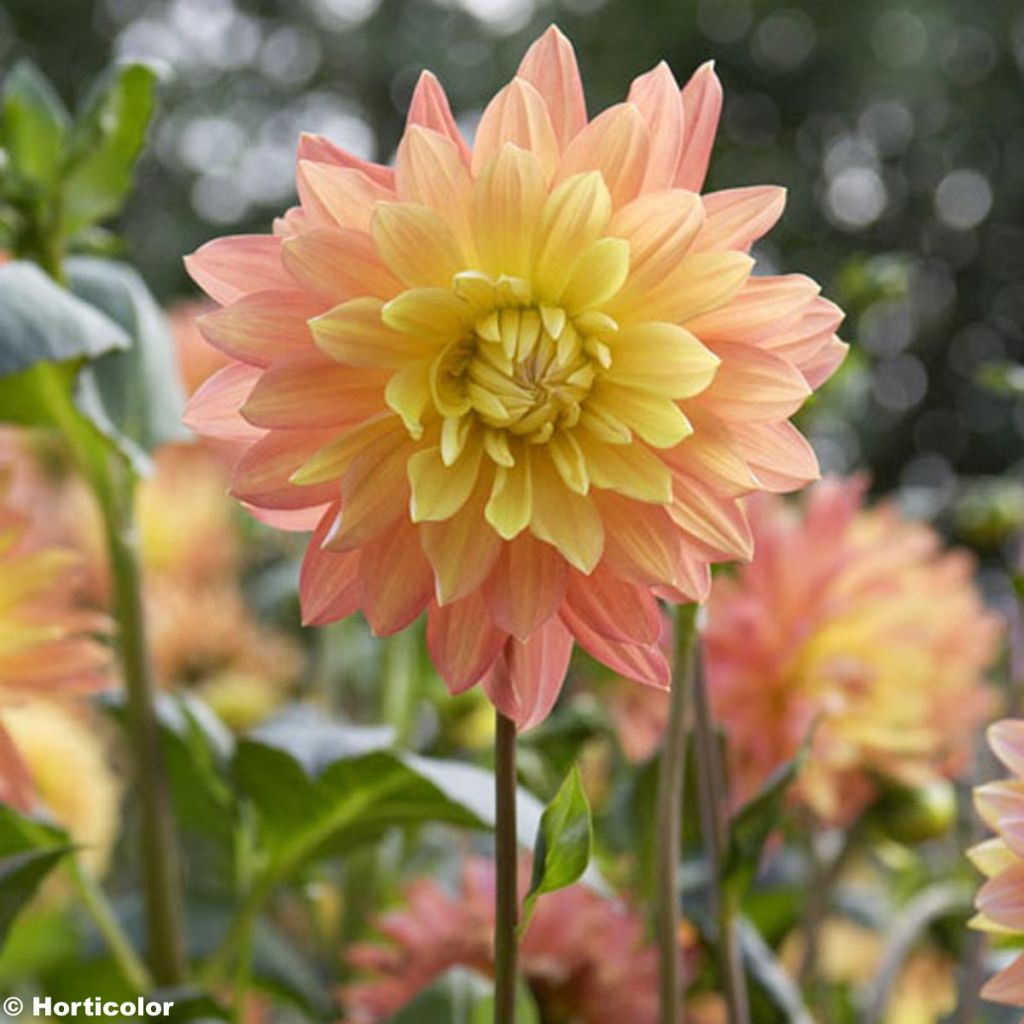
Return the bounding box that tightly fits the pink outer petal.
[562,563,662,645]
[978,862,1024,932]
[483,618,574,730]
[245,503,328,532]
[693,186,787,253]
[729,420,821,493]
[297,131,395,189]
[516,25,587,148]
[406,71,471,165]
[483,535,568,641]
[0,722,34,813]
[981,952,1024,1006]
[627,62,684,191]
[990,721,1024,779]
[300,504,361,626]
[358,519,434,636]
[427,591,509,694]
[674,61,723,192]
[232,428,341,510]
[183,363,264,442]
[561,604,670,688]
[184,235,289,306]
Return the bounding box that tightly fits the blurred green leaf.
[0,260,127,375]
[977,361,1024,398]
[67,257,188,453]
[63,63,158,234]
[1,60,69,192]
[724,746,806,900]
[0,805,72,944]
[520,765,592,933]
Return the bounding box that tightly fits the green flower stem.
[493,710,519,1024]
[656,602,698,1024]
[692,655,750,1024]
[66,854,153,994]
[381,629,419,748]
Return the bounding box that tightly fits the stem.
[494,711,518,1024]
[102,486,188,985]
[655,603,698,1024]
[66,855,153,994]
[381,629,418,748]
[692,656,750,1024]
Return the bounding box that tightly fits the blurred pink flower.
[342,857,691,1023]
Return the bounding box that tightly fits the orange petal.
[283,228,402,302]
[297,161,393,231]
[687,275,820,344]
[659,410,757,497]
[358,519,434,636]
[312,296,440,369]
[980,952,1024,1006]
[472,143,547,280]
[695,342,812,422]
[298,132,395,188]
[799,336,848,389]
[427,591,508,693]
[482,618,573,730]
[484,533,567,641]
[184,363,263,442]
[991,721,1024,779]
[978,863,1024,931]
[563,563,662,645]
[556,103,649,208]
[471,77,560,181]
[595,491,686,589]
[185,235,288,305]
[667,474,753,562]
[395,126,474,247]
[561,606,669,688]
[628,62,684,191]
[300,504,361,625]
[233,428,342,509]
[371,202,465,288]
[674,61,723,192]
[516,26,587,148]
[693,186,787,252]
[420,475,502,604]
[241,352,387,429]
[406,70,471,165]
[198,289,322,366]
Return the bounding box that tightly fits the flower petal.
[427,591,508,693]
[529,451,604,573]
[484,533,567,640]
[372,202,465,288]
[406,70,471,164]
[234,428,342,509]
[627,62,684,191]
[471,77,560,181]
[184,363,263,442]
[674,60,722,192]
[408,443,484,522]
[561,606,669,687]
[486,446,533,540]
[563,563,662,645]
[560,237,630,313]
[198,289,322,366]
[312,296,440,369]
[575,430,672,503]
[607,322,719,399]
[300,504,361,625]
[359,518,434,635]
[297,161,394,231]
[185,235,288,305]
[587,380,693,448]
[694,342,812,422]
[395,126,473,246]
[516,26,587,148]
[687,275,820,344]
[693,186,787,252]
[728,419,820,492]
[283,228,402,302]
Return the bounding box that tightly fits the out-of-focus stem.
[381,629,418,748]
[494,711,518,1024]
[101,480,188,985]
[67,855,153,994]
[693,655,750,1024]
[656,603,698,1024]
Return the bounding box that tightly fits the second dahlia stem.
[656,603,699,1024]
[693,654,750,1024]
[494,710,519,1023]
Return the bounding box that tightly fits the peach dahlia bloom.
[184,26,846,727]
[0,484,108,810]
[706,476,999,822]
[971,720,1024,1010]
[342,857,686,1023]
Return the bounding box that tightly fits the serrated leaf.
[64,62,158,234]
[1,60,69,191]
[0,805,72,944]
[519,765,592,933]
[0,261,128,375]
[67,257,189,453]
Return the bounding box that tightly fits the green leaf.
[724,746,807,899]
[520,765,592,932]
[0,805,72,944]
[1,60,69,191]
[0,260,128,375]
[63,63,158,234]
[67,257,189,453]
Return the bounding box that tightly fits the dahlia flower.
[184,26,846,727]
[0,484,108,810]
[706,476,999,821]
[343,857,690,1023]
[971,719,1024,1009]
